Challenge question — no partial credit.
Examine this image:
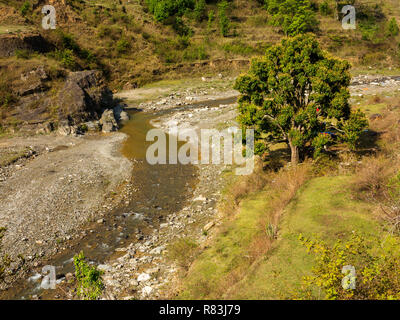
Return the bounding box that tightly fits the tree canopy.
[234,34,368,164]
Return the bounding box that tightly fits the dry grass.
[167,237,200,271]
[351,155,396,201]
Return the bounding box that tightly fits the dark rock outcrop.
[0,33,52,57]
[56,70,114,125]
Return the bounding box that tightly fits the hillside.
[1,0,400,135]
[1,0,400,302]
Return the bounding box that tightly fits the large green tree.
[234,34,368,165]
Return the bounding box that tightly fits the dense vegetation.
[235,34,368,164]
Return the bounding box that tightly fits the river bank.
[0,132,132,292]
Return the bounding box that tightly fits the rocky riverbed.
[99,99,239,300]
[0,132,132,291]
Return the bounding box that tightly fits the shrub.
[20,1,31,16]
[298,233,400,300]
[386,18,399,37]
[73,251,104,300]
[207,10,215,30]
[53,49,76,69]
[264,0,319,36]
[116,38,130,54]
[218,1,230,37]
[194,0,207,22]
[319,1,332,16]
[183,44,208,61]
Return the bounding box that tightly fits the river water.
[1,96,237,300]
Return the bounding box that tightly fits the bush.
[146,0,195,22]
[298,233,400,300]
[183,44,208,61]
[218,1,230,37]
[20,1,31,16]
[386,18,399,37]
[194,0,207,22]
[264,0,319,36]
[73,251,104,300]
[53,49,76,69]
[116,38,130,54]
[319,1,332,16]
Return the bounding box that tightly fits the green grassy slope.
[178,175,384,300]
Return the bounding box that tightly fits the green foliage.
[312,133,333,159]
[116,38,130,54]
[194,0,207,22]
[386,18,399,38]
[183,44,208,61]
[53,49,76,69]
[20,1,31,16]
[173,17,192,36]
[264,0,319,36]
[218,0,231,37]
[234,34,367,164]
[319,1,331,16]
[298,233,400,300]
[146,0,195,22]
[0,81,17,109]
[73,251,104,300]
[340,109,368,150]
[207,10,215,30]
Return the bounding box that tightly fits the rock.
[194,195,207,202]
[203,221,215,232]
[65,273,74,282]
[57,70,114,125]
[113,105,130,124]
[100,109,118,133]
[137,273,151,282]
[141,286,153,296]
[97,218,105,224]
[369,114,383,121]
[149,246,165,255]
[98,264,112,272]
[83,121,101,132]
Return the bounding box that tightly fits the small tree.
[194,0,207,22]
[264,0,319,36]
[218,0,230,37]
[386,18,399,37]
[73,251,104,300]
[234,34,367,164]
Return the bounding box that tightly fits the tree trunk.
[289,141,299,165]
